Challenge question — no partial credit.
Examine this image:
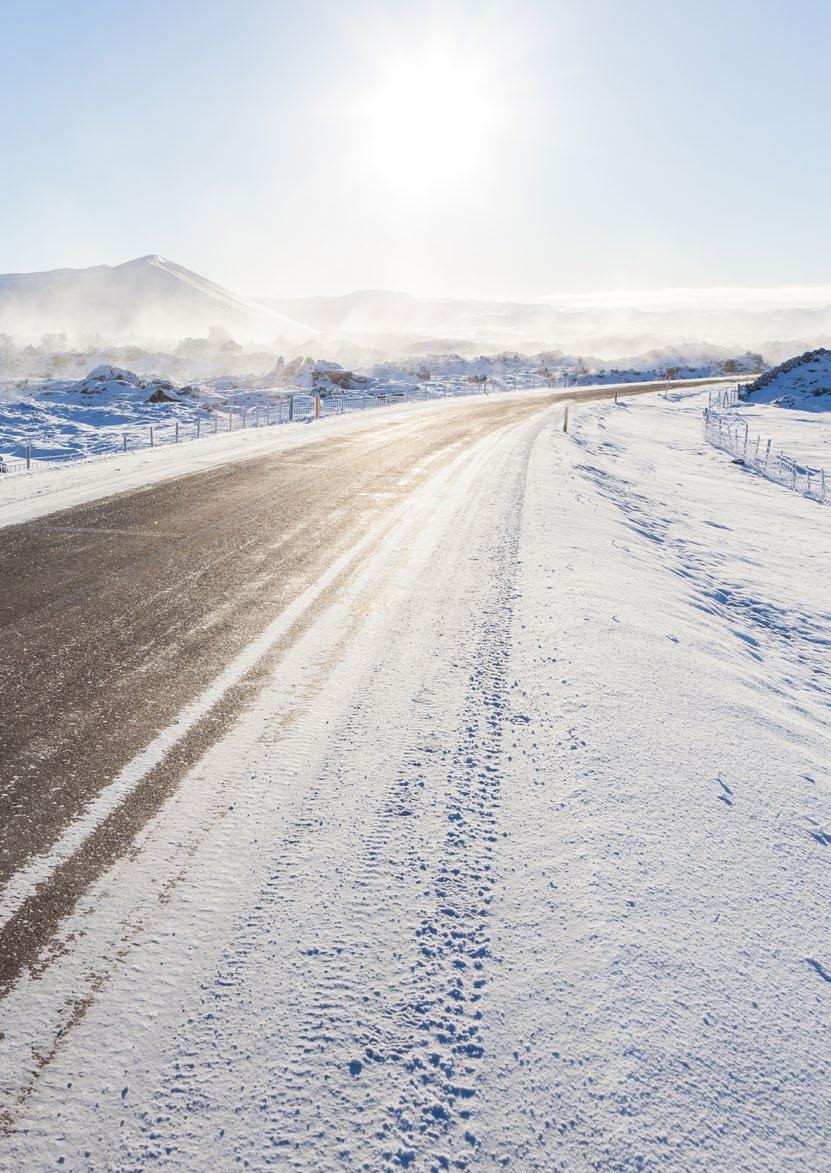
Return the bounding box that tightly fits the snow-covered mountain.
[0,255,312,345]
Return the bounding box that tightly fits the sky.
[1,0,830,300]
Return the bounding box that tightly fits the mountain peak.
[119,254,171,269]
[0,256,311,343]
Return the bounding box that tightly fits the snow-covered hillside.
[743,347,831,408]
[0,256,311,345]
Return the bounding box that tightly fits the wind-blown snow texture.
[0,390,827,1170]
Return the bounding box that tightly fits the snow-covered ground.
[724,403,831,469]
[724,348,831,470]
[1,388,827,1170]
[0,348,759,468]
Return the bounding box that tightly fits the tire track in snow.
[115,410,543,1171]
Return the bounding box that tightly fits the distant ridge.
[0,256,312,344]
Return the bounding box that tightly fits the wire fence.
[707,384,742,410]
[0,383,495,478]
[703,394,829,506]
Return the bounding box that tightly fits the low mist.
[2,255,831,379]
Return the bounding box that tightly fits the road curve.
[0,381,703,993]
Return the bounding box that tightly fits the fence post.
[242,408,247,429]
[123,433,127,452]
[26,443,31,470]
[213,411,218,434]
[256,404,260,428]
[175,420,179,443]
[229,411,232,432]
[150,426,154,447]
[314,393,321,420]
[196,417,201,439]
[289,396,294,422]
[562,404,569,433]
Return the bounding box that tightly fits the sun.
[355,45,503,201]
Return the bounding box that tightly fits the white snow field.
[1,388,828,1171]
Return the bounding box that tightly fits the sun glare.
[356,46,503,201]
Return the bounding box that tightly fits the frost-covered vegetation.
[0,341,764,465]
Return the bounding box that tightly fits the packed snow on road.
[0,385,827,1170]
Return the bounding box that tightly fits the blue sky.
[1,0,829,298]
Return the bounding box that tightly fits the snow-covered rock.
[742,348,831,409]
[77,365,183,404]
[79,364,144,392]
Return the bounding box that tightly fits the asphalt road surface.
[0,380,718,994]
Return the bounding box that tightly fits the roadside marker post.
[289,396,294,422]
[563,404,569,433]
[149,427,154,448]
[26,443,31,470]
[123,434,127,452]
[175,421,179,443]
[314,394,321,420]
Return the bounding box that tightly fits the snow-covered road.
[1,390,828,1170]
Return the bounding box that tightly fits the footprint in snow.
[716,778,733,807]
[805,958,831,983]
